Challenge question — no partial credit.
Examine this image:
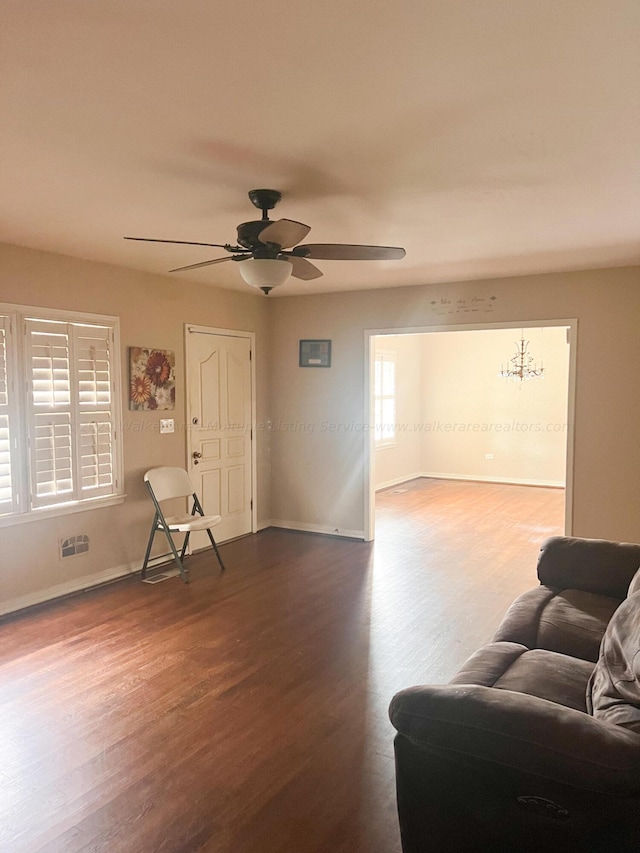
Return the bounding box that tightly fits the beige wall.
[0,242,270,611]
[420,326,570,486]
[2,241,640,611]
[269,266,640,542]
[373,327,570,489]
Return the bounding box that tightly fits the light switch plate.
[160,418,175,434]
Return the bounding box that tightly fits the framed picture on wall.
[129,346,176,410]
[299,339,331,368]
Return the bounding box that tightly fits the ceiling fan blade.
[125,237,233,249]
[286,255,324,281]
[296,244,406,261]
[169,256,234,273]
[258,219,311,249]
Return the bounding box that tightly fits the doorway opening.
[364,321,577,542]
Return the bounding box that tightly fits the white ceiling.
[2,0,640,296]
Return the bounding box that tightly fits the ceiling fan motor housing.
[237,220,277,250]
[239,190,284,251]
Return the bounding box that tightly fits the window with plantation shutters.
[0,304,122,521]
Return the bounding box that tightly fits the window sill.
[0,493,127,528]
[375,440,398,450]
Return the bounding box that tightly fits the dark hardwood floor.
[0,479,564,853]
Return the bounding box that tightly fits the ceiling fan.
[124,189,406,294]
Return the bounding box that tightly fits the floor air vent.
[142,568,181,584]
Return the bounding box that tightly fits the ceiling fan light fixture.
[238,257,292,292]
[125,189,406,290]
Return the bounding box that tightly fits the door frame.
[185,324,258,536]
[363,319,578,541]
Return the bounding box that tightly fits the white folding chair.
[141,466,226,583]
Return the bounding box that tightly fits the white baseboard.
[419,471,565,488]
[375,472,423,492]
[375,472,564,492]
[1,560,141,617]
[267,520,365,540]
[0,520,366,617]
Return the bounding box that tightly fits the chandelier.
[500,335,544,381]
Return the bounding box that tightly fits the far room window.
[0,304,123,522]
[374,350,396,447]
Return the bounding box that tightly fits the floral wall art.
[129,347,176,411]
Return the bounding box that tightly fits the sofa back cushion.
[587,591,640,732]
[538,536,640,600]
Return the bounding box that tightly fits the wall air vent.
[61,534,89,558]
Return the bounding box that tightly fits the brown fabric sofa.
[389,536,640,852]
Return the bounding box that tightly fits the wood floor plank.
[0,478,564,852]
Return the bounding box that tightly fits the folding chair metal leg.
[159,525,189,583]
[192,493,226,572]
[141,517,158,579]
[205,528,226,571]
[141,516,190,584]
[180,531,191,562]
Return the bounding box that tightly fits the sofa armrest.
[537,536,640,599]
[389,683,640,795]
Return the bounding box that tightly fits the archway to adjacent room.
[363,320,577,542]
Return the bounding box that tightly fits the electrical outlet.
[160,418,175,434]
[485,453,494,460]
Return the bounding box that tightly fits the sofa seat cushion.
[588,591,640,732]
[450,641,594,712]
[492,585,620,662]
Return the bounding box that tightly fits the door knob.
[192,451,202,459]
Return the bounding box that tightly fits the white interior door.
[186,326,254,545]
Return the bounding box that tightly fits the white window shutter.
[26,320,75,506]
[75,324,115,497]
[76,327,112,407]
[0,317,14,515]
[32,413,74,502]
[78,414,114,495]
